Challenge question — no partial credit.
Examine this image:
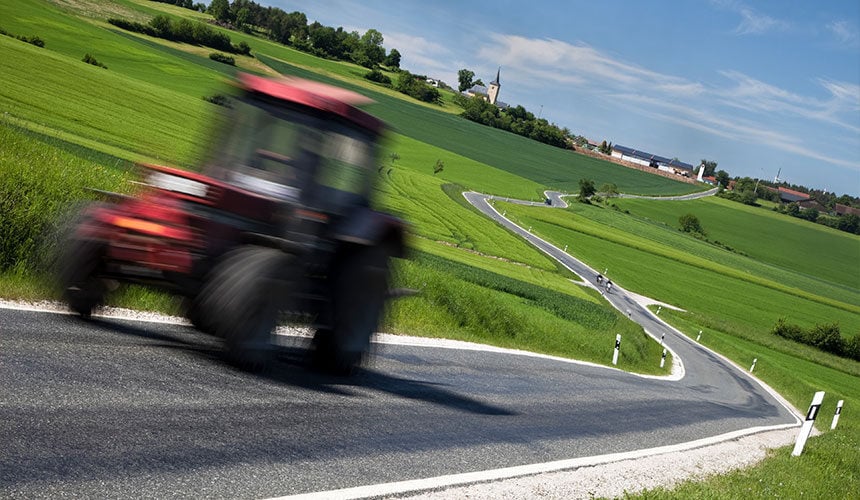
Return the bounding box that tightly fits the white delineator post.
[696,330,702,342]
[612,334,621,365]
[660,349,667,368]
[831,400,844,430]
[660,334,665,346]
[750,358,757,373]
[792,391,825,456]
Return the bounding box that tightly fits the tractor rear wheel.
[198,246,290,371]
[312,243,391,375]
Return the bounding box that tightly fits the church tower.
[487,67,501,105]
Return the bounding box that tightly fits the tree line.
[454,93,570,149]
[204,0,401,69]
[109,15,251,55]
[710,168,860,234]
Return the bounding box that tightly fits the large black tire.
[312,243,391,375]
[197,246,290,371]
[59,236,107,318]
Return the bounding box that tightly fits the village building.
[462,68,509,108]
[777,187,811,203]
[610,144,696,177]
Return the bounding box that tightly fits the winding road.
[0,186,798,499]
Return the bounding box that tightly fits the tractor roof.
[238,73,385,135]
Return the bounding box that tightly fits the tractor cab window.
[208,95,378,213]
[212,98,316,201]
[316,126,375,197]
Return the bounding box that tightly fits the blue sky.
[270,0,860,196]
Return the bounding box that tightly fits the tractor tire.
[197,246,290,371]
[182,296,216,336]
[312,243,391,375]
[59,235,107,318]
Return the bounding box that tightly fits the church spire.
[491,67,500,85]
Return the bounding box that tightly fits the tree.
[837,213,860,233]
[578,178,596,202]
[679,213,705,235]
[700,159,718,177]
[235,7,251,32]
[383,48,401,69]
[352,28,385,67]
[208,0,231,22]
[801,207,819,222]
[715,170,730,189]
[600,183,618,196]
[457,69,475,92]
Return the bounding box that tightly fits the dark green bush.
[771,318,856,360]
[807,323,845,355]
[0,26,46,47]
[203,94,232,107]
[364,69,391,85]
[82,53,107,69]
[208,52,235,65]
[844,334,860,361]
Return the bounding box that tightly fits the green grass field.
[1,0,858,496]
[613,196,860,290]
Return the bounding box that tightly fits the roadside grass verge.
[627,308,859,499]
[385,251,669,375]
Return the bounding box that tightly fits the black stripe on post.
[806,404,821,421]
[835,406,842,415]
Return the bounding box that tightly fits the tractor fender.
[332,207,407,258]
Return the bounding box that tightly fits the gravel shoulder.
[392,428,800,499]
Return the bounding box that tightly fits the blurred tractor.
[59,74,406,373]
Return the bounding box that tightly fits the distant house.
[610,145,695,177]
[778,187,811,203]
[835,204,860,217]
[798,199,826,212]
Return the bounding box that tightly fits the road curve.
[0,190,797,498]
[541,186,719,208]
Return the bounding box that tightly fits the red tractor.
[59,74,407,373]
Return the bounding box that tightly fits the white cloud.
[826,20,860,47]
[614,92,860,172]
[477,34,693,93]
[735,7,790,35]
[709,0,790,35]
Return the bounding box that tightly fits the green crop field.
[1,0,858,496]
[613,195,860,290]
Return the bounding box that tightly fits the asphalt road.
[0,188,793,499]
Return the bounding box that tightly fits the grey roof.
[464,84,488,95]
[611,144,695,171]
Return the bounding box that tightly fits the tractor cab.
[208,75,383,215]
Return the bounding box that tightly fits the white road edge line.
[268,424,799,500]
